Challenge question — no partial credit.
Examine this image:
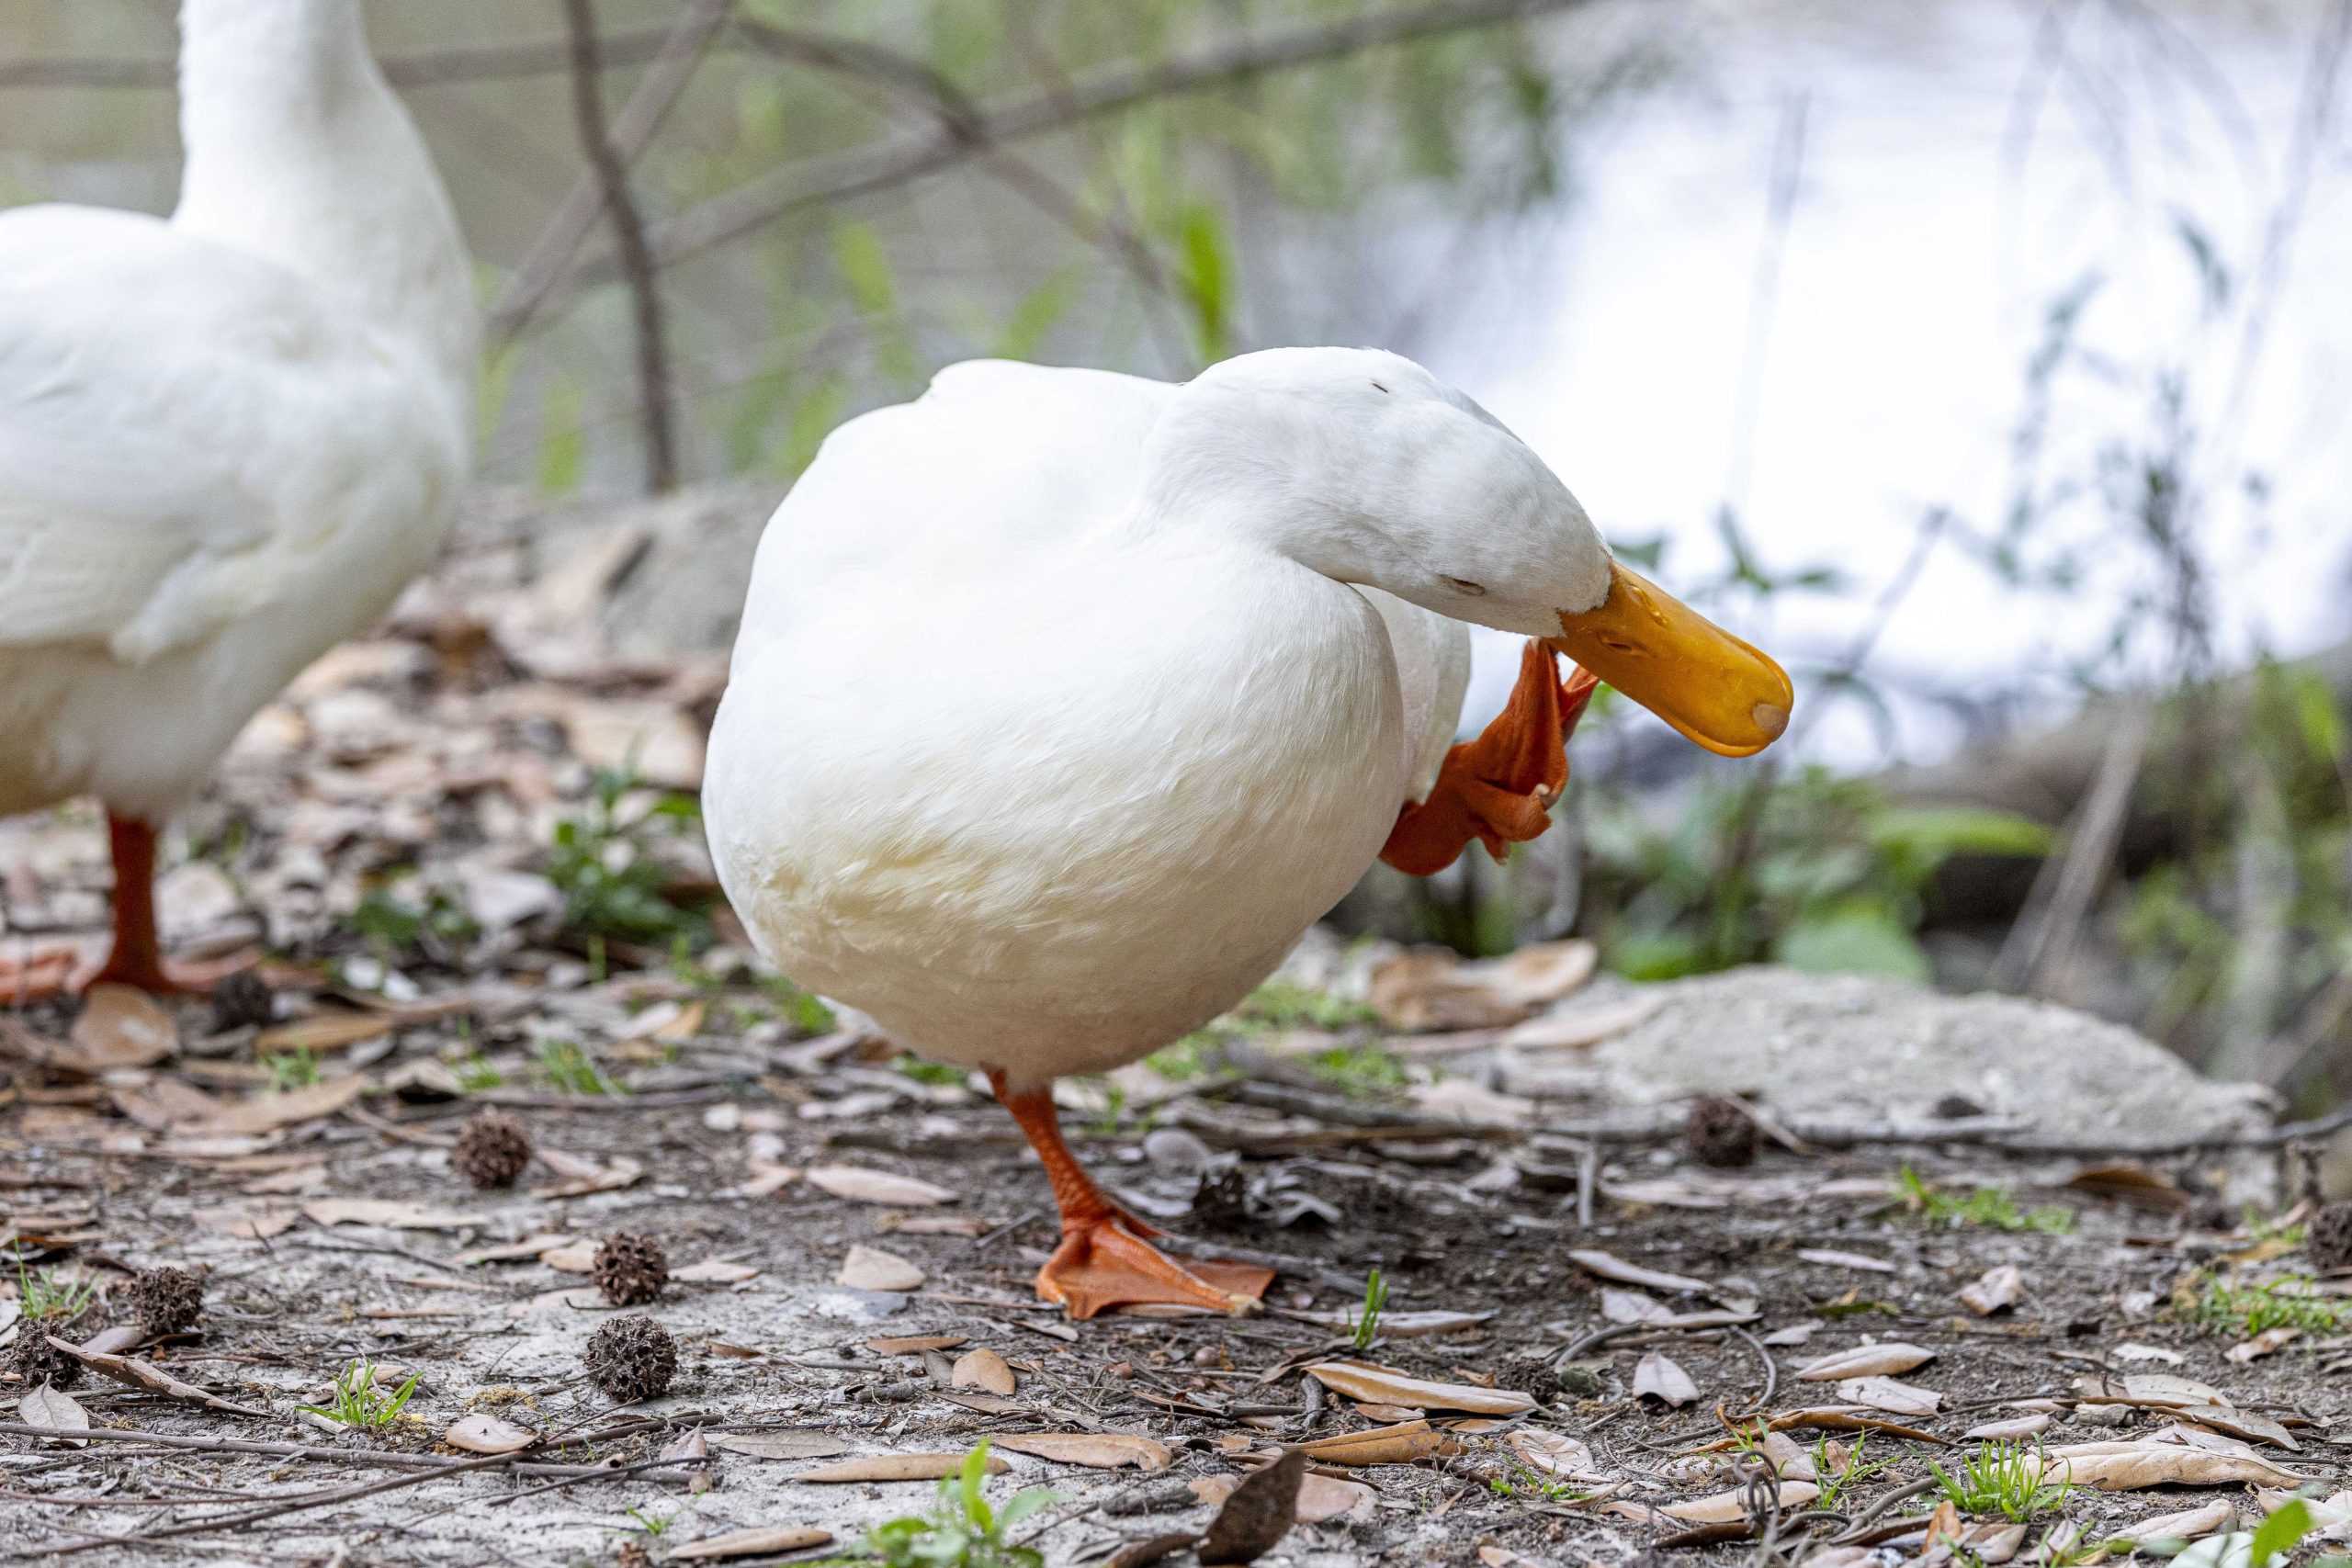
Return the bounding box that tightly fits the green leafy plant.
[1929,1440,2072,1523]
[824,1442,1060,1568]
[2189,1276,2350,1337]
[1347,1268,1390,1351]
[1897,1168,2074,1235]
[1236,979,1380,1032]
[547,767,710,949]
[266,1046,322,1092]
[451,1052,503,1093]
[1813,1432,1896,1508]
[1486,1447,1586,1503]
[298,1357,421,1431]
[1306,1042,1410,1094]
[1144,1032,1221,1080]
[893,1055,968,1088]
[2251,1501,2315,1568]
[15,1263,96,1323]
[350,884,480,959]
[623,1506,673,1539]
[537,1039,627,1098]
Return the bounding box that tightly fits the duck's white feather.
[707,359,1473,1086]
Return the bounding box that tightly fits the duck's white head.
[1142,347,1792,757]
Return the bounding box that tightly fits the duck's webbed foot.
[988,1068,1271,1320]
[1380,639,1600,876]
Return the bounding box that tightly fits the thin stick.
[492,0,732,340]
[0,1423,688,1483]
[560,0,679,493]
[23,1450,532,1559]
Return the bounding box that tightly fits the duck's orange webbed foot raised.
[2,815,253,1003]
[1380,639,1600,876]
[988,1069,1271,1320]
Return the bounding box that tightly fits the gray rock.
[1577,966,2277,1143]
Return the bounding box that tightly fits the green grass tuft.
[298,1357,421,1431]
[1929,1440,2072,1522]
[2189,1275,2350,1337]
[1897,1168,2074,1235]
[820,1441,1060,1568]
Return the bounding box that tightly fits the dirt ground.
[2,501,2347,1566]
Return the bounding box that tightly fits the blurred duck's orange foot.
[0,814,251,1003]
[1380,638,1600,876]
[988,1068,1271,1320]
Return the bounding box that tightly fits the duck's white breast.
[705,535,1408,1084]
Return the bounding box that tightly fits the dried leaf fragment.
[444,1414,537,1454]
[1793,1342,1936,1381]
[1567,1248,1715,1296]
[18,1383,88,1446]
[1634,1352,1700,1406]
[1304,1359,1535,1416]
[949,1348,1016,1396]
[668,1526,834,1561]
[805,1164,956,1206]
[836,1245,924,1292]
[1197,1446,1306,1564]
[70,985,178,1069]
[1661,1480,1819,1522]
[990,1433,1172,1472]
[1297,1418,1456,1467]
[710,1432,851,1461]
[1961,1264,2024,1316]
[795,1453,1007,1483]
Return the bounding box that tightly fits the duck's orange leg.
[988,1069,1271,1320]
[0,815,244,1002]
[1380,640,1600,876]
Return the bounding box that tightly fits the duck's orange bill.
[1544,558,1792,758]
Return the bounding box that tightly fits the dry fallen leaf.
[2114,1501,2238,1544]
[990,1433,1173,1472]
[950,1348,1016,1396]
[1964,1414,2054,1442]
[1197,1447,1307,1563]
[1567,1248,1716,1297]
[18,1383,89,1446]
[302,1199,488,1230]
[868,1334,967,1356]
[796,1453,1008,1483]
[1961,1264,2025,1316]
[1793,1342,1936,1381]
[1303,1360,1535,1416]
[527,1153,645,1199]
[254,1011,392,1055]
[1662,1480,1819,1522]
[1836,1375,1942,1416]
[2224,1327,2300,1363]
[192,1204,300,1240]
[668,1527,834,1561]
[444,1414,537,1454]
[1634,1352,1701,1406]
[2174,1404,2300,1453]
[837,1245,924,1293]
[710,1432,851,1462]
[46,1337,266,1416]
[1506,1428,1605,1482]
[1298,1419,1457,1467]
[806,1164,956,1206]
[70,985,179,1069]
[206,1077,367,1135]
[672,1260,762,1284]
[2042,1437,2308,1491]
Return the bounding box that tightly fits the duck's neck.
[172,0,476,392]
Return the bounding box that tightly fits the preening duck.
[704,349,1789,1317]
[0,0,473,997]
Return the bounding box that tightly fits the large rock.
[1563,966,2276,1143]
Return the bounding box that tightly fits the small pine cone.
[8,1328,82,1392]
[592,1232,669,1307]
[1684,1096,1758,1168]
[209,970,275,1032]
[582,1314,676,1403]
[2310,1201,2352,1274]
[126,1267,205,1337]
[451,1111,532,1190]
[616,1543,652,1568]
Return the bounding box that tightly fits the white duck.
[0,0,473,997]
[704,350,1788,1317]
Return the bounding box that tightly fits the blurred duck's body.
[0,0,473,995]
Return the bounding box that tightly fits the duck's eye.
[1442,576,1487,597]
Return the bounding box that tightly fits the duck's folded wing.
[0,207,369,661]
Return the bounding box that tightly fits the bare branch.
[0,28,691,92]
[492,0,732,341]
[560,0,680,493]
[502,0,1599,337]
